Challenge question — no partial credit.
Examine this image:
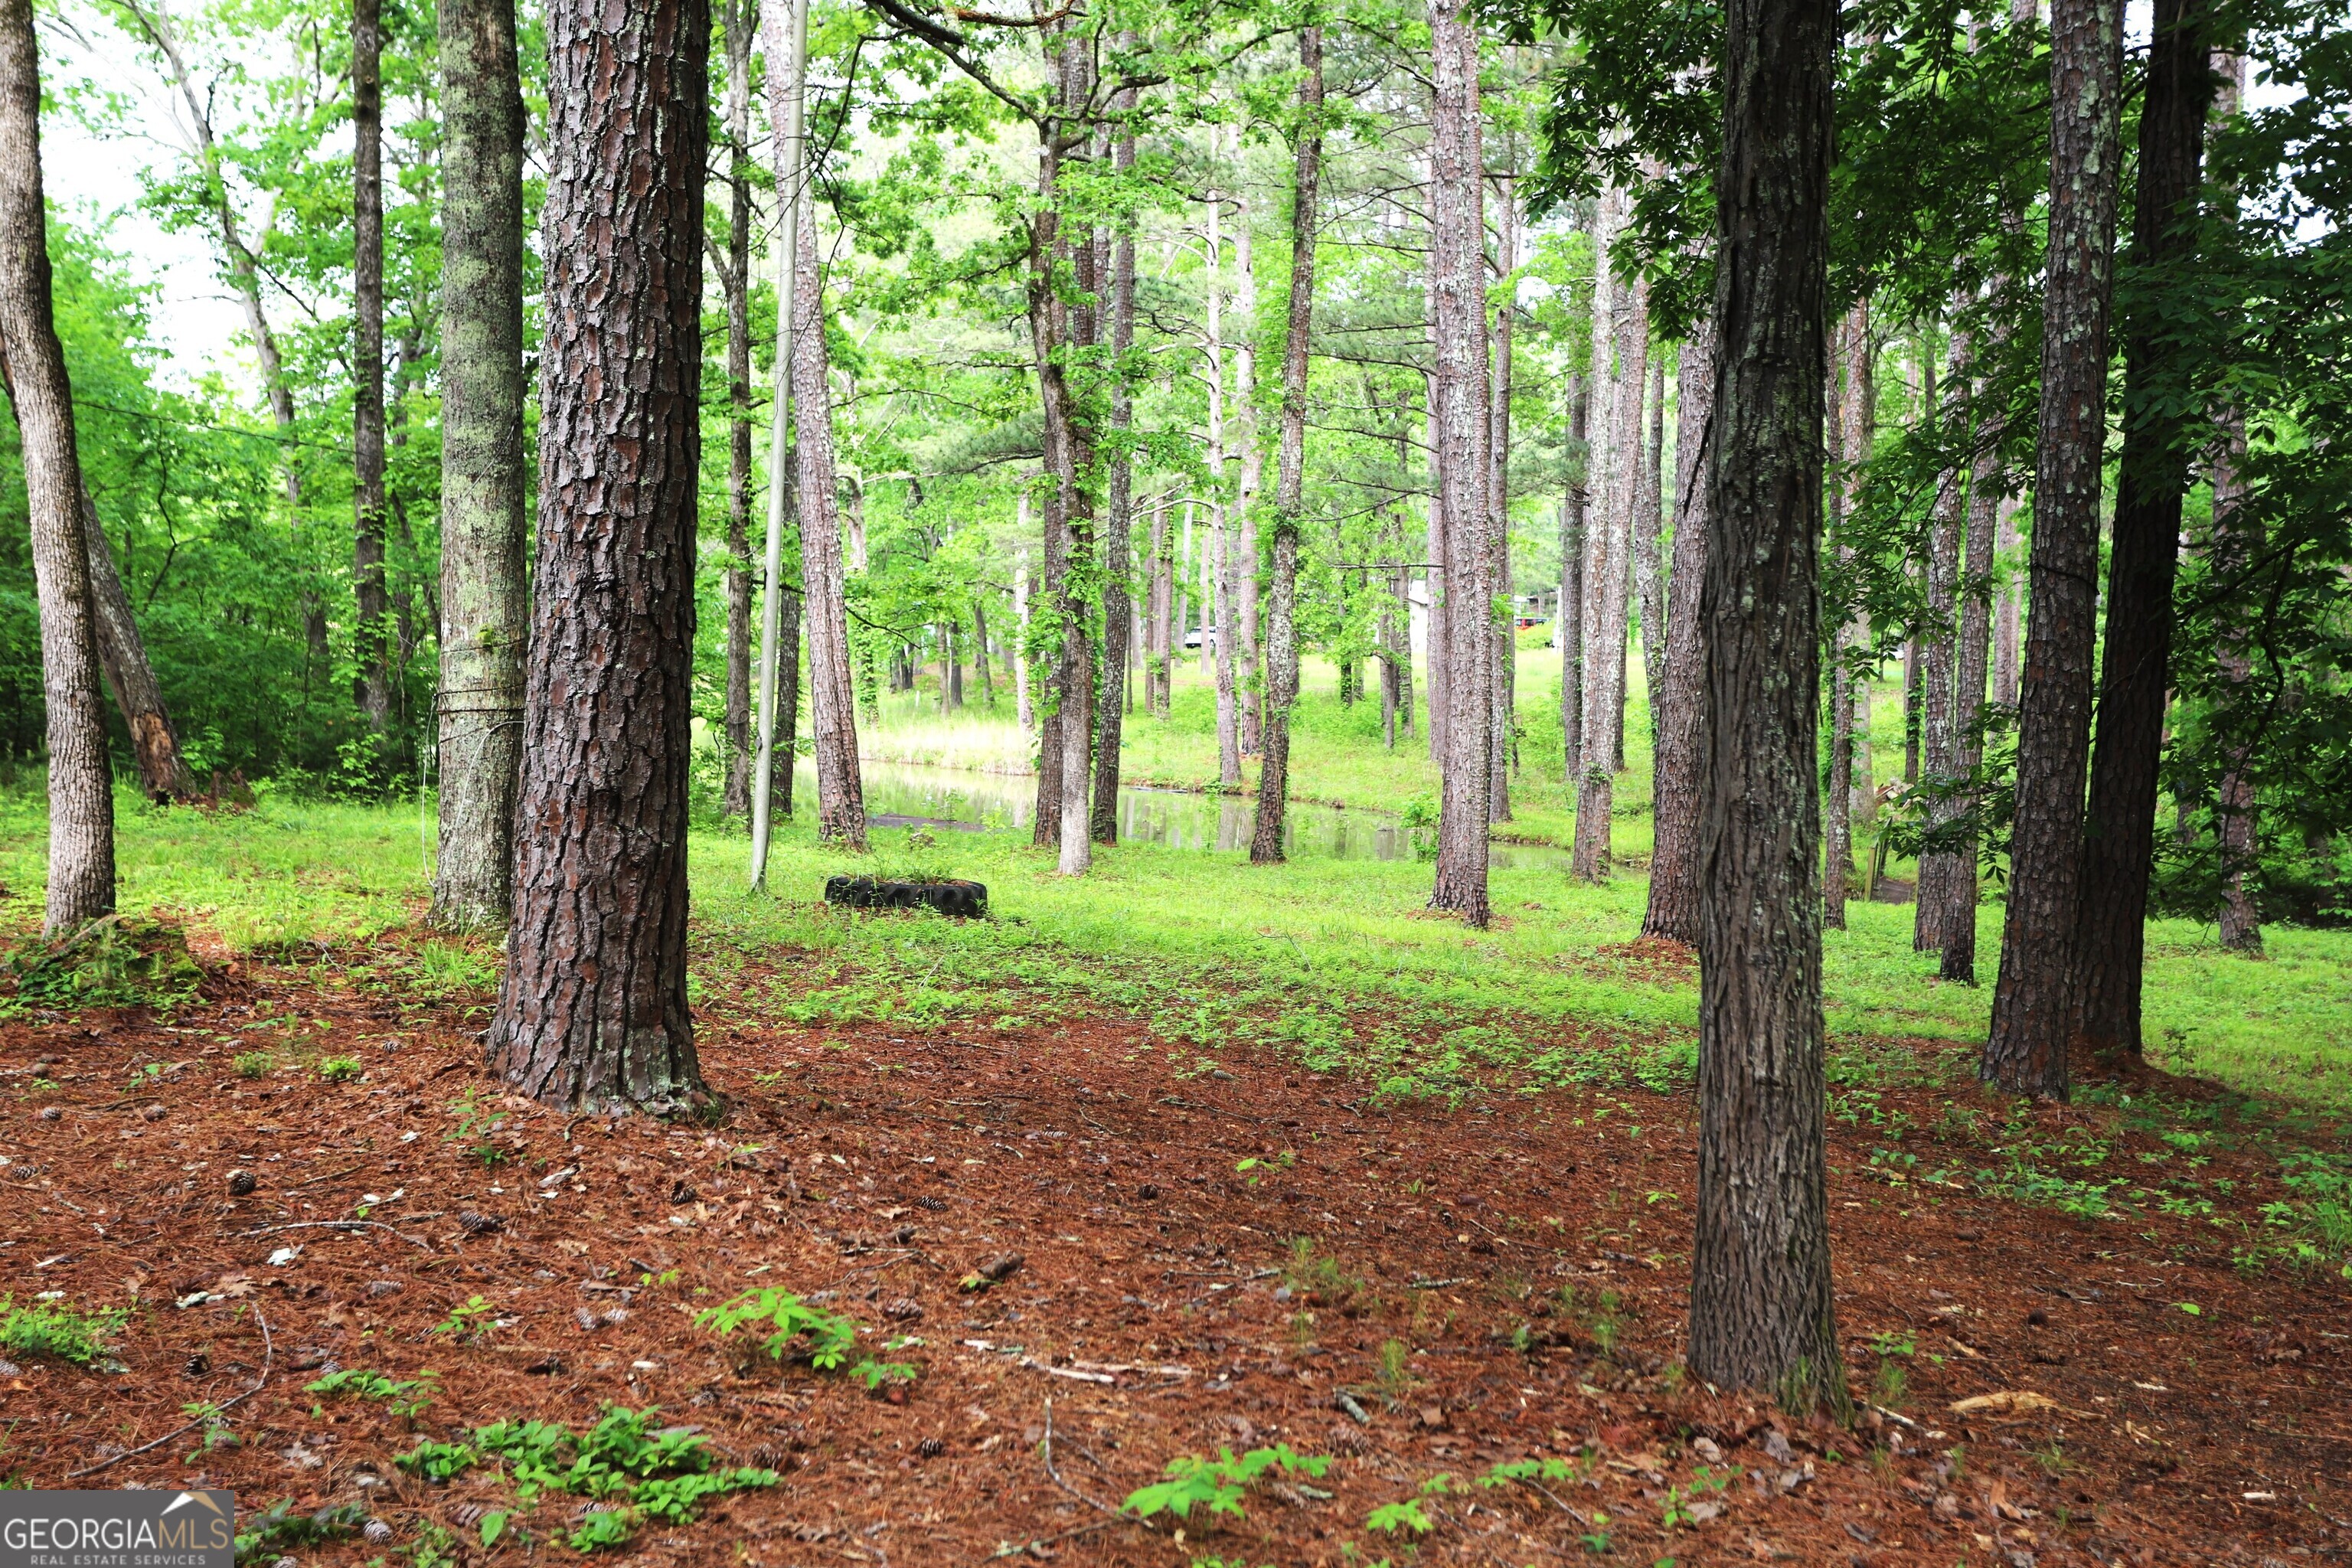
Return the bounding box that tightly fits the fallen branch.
[1021,1357,1116,1386]
[70,1308,272,1477]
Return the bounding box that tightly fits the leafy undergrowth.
[1,942,2345,1566]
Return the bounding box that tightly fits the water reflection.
[804,758,1568,870]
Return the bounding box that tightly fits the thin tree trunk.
[1939,365,2001,982]
[1488,168,1517,824]
[1826,299,1873,924]
[351,0,391,737]
[1426,0,1491,925]
[974,599,994,708]
[0,0,116,933]
[1014,528,1034,732]
[1560,373,1588,779]
[1423,227,1448,768]
[2074,0,2213,1056]
[1642,322,1712,946]
[1574,187,1643,880]
[1233,181,1263,760]
[487,0,706,1111]
[1985,0,2127,1099]
[1915,328,1969,950]
[432,0,528,925]
[1251,24,1319,865]
[1174,501,1194,701]
[1091,100,1138,846]
[1145,501,1170,714]
[71,484,198,801]
[1635,351,1666,751]
[1204,163,1243,789]
[1690,0,1845,1414]
[2210,420,2261,949]
[793,188,867,849]
[718,0,756,822]
[1993,498,2021,705]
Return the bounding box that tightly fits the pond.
[802,758,1571,871]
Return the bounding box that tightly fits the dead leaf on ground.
[1948,1390,2056,1416]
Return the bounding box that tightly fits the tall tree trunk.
[2208,45,2259,952]
[1488,168,1517,823]
[794,188,867,849]
[1426,0,1491,925]
[1037,38,1096,875]
[433,0,528,926]
[0,0,116,933]
[1642,322,1713,946]
[1993,498,2020,705]
[1915,328,1970,950]
[1984,0,2127,1099]
[1145,501,1169,714]
[718,0,756,822]
[1014,525,1034,733]
[351,0,391,737]
[1560,373,1588,779]
[1635,351,1666,750]
[2074,0,2213,1056]
[1251,24,1320,865]
[1573,188,1643,880]
[1423,230,1447,768]
[1939,364,2001,982]
[1174,502,1194,702]
[1091,101,1138,846]
[1826,300,1873,925]
[974,598,994,708]
[70,484,198,802]
[1233,182,1263,760]
[1690,0,1845,1414]
[1204,163,1243,789]
[487,0,707,1110]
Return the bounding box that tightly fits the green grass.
[0,642,2345,1112]
[0,1295,128,1367]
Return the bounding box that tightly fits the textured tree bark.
[2074,0,2213,1057]
[1488,170,1517,825]
[1573,188,1643,881]
[1939,374,2001,983]
[1993,496,2020,706]
[1251,24,1320,866]
[1915,329,1970,951]
[794,194,867,850]
[2209,421,2261,950]
[1426,0,1491,925]
[1090,103,1138,848]
[1985,0,2126,1099]
[484,0,707,1111]
[1690,0,1845,1413]
[1635,352,1667,751]
[1145,502,1170,716]
[1642,325,1712,946]
[718,0,756,823]
[1560,374,1589,780]
[1203,160,1243,790]
[1014,525,1034,733]
[432,0,528,927]
[71,484,198,802]
[1233,185,1263,761]
[1824,314,1854,930]
[1423,235,1448,769]
[0,0,116,934]
[351,0,391,737]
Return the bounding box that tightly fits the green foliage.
[1364,1497,1434,1536]
[1120,1446,1331,1522]
[317,1054,363,1082]
[0,1295,126,1367]
[307,1366,437,1418]
[234,1500,369,1559]
[232,1050,274,1079]
[697,1287,863,1370]
[431,1295,495,1341]
[395,1406,777,1551]
[1,915,200,1013]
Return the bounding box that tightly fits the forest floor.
[5,911,2350,1568]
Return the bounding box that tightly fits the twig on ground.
[235,1219,432,1250]
[1039,1396,1128,1521]
[70,1308,273,1477]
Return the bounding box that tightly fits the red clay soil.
[3,935,2347,1568]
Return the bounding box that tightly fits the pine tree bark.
[1690,0,1845,1413]
[1423,236,1448,769]
[2074,0,2213,1056]
[1984,0,2126,1099]
[718,0,756,822]
[351,0,391,737]
[793,192,867,850]
[1915,329,1970,951]
[1825,301,1874,926]
[1488,170,1517,824]
[1993,496,2021,705]
[1426,0,1491,925]
[432,0,528,927]
[487,0,707,1111]
[1573,188,1643,881]
[1233,186,1263,760]
[1635,349,1667,743]
[0,0,116,934]
[1642,324,1712,946]
[1251,24,1320,866]
[1560,374,1588,779]
[1939,372,2001,982]
[1090,101,1138,847]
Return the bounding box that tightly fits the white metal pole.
[749,0,810,891]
